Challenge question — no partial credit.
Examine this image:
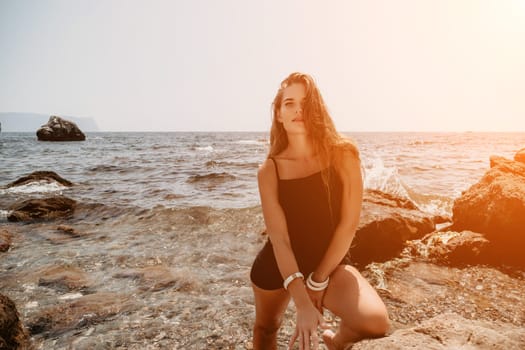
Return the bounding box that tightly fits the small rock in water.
[36,115,86,141]
[7,196,76,222]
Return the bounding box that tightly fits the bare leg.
[252,283,291,350]
[322,265,390,350]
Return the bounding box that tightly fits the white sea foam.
[363,158,411,200]
[0,210,9,220]
[59,292,84,300]
[25,301,39,309]
[416,198,453,217]
[2,180,67,194]
[197,145,214,152]
[236,140,260,145]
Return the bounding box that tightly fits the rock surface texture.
[452,154,525,267]
[7,197,76,222]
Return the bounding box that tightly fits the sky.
[1,0,524,132]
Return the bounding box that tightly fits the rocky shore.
[1,150,525,349]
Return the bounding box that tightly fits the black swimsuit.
[250,158,349,290]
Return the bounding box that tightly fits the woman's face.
[278,83,307,135]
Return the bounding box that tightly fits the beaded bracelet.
[283,272,304,290]
[306,272,329,291]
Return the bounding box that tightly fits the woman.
[250,72,389,350]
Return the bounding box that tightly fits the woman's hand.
[288,303,328,350]
[307,288,326,313]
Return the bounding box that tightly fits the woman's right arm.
[258,159,325,349]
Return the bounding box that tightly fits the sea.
[1,131,525,349]
[2,132,525,217]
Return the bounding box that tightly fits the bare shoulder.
[257,158,277,182]
[335,145,361,180]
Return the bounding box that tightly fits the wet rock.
[363,189,418,210]
[37,265,92,292]
[350,190,435,267]
[114,266,177,291]
[0,293,32,349]
[137,266,178,291]
[0,229,12,252]
[114,266,204,292]
[452,155,525,267]
[6,171,73,188]
[7,196,76,222]
[407,231,490,266]
[27,293,131,337]
[353,312,525,350]
[36,116,85,141]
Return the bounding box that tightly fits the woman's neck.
[285,134,315,160]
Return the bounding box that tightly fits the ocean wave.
[234,139,266,145]
[363,158,453,216]
[363,158,411,201]
[406,190,454,217]
[187,172,236,184]
[194,145,214,152]
[205,160,260,169]
[0,181,67,194]
[87,165,125,172]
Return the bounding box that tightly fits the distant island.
[0,112,99,132]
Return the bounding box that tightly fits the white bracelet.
[306,272,329,291]
[283,272,304,290]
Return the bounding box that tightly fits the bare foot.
[322,330,351,350]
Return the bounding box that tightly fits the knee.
[254,319,281,338]
[361,311,390,337]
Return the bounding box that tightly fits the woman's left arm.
[309,150,363,301]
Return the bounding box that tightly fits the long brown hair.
[269,72,359,177]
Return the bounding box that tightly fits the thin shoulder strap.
[269,157,280,180]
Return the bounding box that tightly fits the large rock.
[27,293,132,337]
[36,116,85,141]
[0,293,32,349]
[353,312,525,350]
[452,155,525,267]
[7,196,76,222]
[405,230,490,266]
[349,190,435,267]
[6,171,73,188]
[515,147,525,164]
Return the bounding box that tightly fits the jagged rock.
[452,155,525,267]
[7,196,76,222]
[27,293,132,337]
[406,230,490,266]
[6,171,73,188]
[36,116,85,141]
[353,312,525,350]
[0,229,12,252]
[0,293,32,349]
[37,265,92,292]
[349,190,435,267]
